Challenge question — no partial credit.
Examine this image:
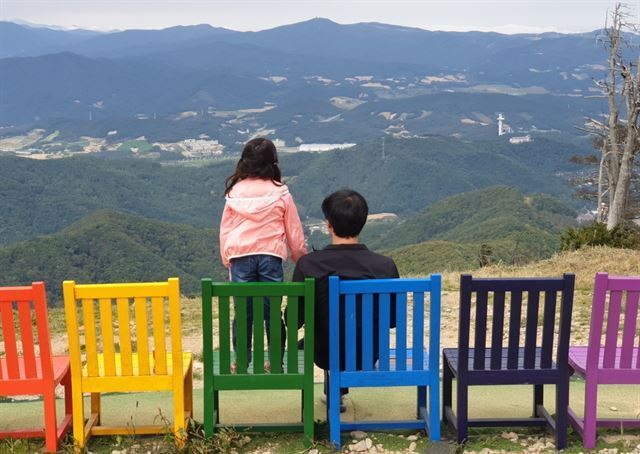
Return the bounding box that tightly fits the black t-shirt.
[291,243,399,370]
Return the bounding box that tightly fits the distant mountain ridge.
[0,19,617,143]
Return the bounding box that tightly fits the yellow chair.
[63,278,193,448]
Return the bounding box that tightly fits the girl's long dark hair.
[225,138,282,195]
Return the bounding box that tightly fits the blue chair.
[327,275,442,448]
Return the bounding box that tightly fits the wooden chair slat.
[116,298,133,376]
[490,291,506,370]
[253,297,265,374]
[235,296,248,374]
[151,296,167,375]
[134,297,150,376]
[473,290,488,370]
[362,293,374,371]
[507,290,523,369]
[17,301,37,379]
[620,291,639,369]
[603,290,623,368]
[167,278,183,389]
[286,296,298,374]
[412,291,425,371]
[345,293,357,371]
[378,293,391,371]
[218,295,231,375]
[1,302,19,379]
[33,283,54,381]
[269,296,282,374]
[524,291,540,369]
[99,298,116,377]
[82,299,99,377]
[395,293,407,371]
[540,291,558,369]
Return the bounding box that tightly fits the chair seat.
[81,352,192,377]
[0,355,70,384]
[444,347,555,374]
[569,346,640,375]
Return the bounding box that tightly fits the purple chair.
[443,274,575,449]
[568,272,640,449]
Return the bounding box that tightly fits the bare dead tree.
[582,3,640,228]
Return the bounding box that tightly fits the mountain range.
[0,19,618,146]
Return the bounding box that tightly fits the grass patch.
[118,139,153,153]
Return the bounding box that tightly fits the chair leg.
[303,386,314,447]
[417,386,427,419]
[63,372,73,418]
[456,379,469,445]
[90,393,101,426]
[533,384,544,417]
[204,372,214,437]
[43,388,59,453]
[555,377,569,450]
[173,379,187,446]
[442,355,452,427]
[71,379,86,448]
[429,378,441,441]
[328,370,342,449]
[184,364,194,417]
[214,390,219,424]
[582,378,598,449]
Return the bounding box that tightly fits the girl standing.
[220,138,307,372]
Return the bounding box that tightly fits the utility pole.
[382,135,386,160]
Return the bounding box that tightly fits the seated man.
[291,189,399,411]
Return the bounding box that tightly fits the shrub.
[560,222,640,251]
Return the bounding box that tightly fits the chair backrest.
[328,275,441,373]
[587,272,640,371]
[0,282,53,381]
[202,279,315,375]
[63,278,183,379]
[458,274,575,372]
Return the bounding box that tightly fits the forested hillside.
[288,137,579,218]
[378,187,576,274]
[0,136,582,243]
[0,210,226,304]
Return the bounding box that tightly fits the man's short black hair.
[321,189,368,238]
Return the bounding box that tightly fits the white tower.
[497,113,505,136]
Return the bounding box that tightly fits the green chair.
[201,278,315,445]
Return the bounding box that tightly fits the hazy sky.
[1,0,636,34]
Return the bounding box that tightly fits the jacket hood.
[226,179,290,221]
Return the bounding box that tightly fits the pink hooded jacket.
[219,178,307,268]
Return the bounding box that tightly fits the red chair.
[0,282,72,452]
